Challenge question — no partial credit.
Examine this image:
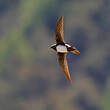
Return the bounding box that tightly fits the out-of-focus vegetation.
[101,79,110,110]
[0,0,110,110]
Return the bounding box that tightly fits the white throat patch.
[56,45,67,53]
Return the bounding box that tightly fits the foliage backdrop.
[0,0,110,110]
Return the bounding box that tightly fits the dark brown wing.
[55,16,65,44]
[57,53,72,82]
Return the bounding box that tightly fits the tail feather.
[67,46,80,55]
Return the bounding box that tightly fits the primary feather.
[55,16,65,44]
[57,53,72,82]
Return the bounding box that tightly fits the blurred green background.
[0,0,110,110]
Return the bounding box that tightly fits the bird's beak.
[50,46,53,49]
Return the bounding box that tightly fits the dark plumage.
[51,16,80,82]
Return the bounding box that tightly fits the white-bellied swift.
[51,16,80,82]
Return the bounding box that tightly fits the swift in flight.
[51,16,80,82]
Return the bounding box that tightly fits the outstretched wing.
[55,16,65,44]
[57,53,72,82]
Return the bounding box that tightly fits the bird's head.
[50,44,57,51]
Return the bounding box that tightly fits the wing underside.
[57,53,72,82]
[55,16,65,44]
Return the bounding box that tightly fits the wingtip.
[69,79,72,83]
[59,16,64,20]
[61,16,64,19]
[66,75,72,83]
[63,70,72,83]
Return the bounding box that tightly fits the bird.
[50,16,80,82]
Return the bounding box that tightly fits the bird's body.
[56,45,67,53]
[50,16,80,82]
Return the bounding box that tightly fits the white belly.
[56,45,67,53]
